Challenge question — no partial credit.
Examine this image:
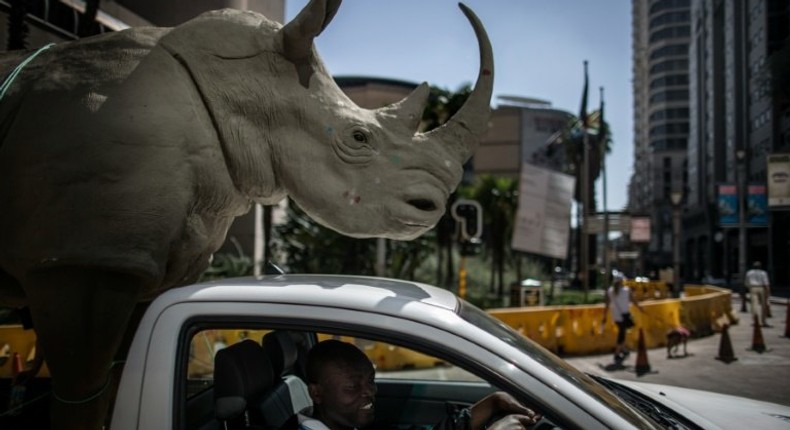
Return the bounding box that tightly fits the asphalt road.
[566,296,790,407]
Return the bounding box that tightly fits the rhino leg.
[24,266,144,430]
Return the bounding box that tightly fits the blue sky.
[286,0,634,212]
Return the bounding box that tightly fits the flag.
[579,60,589,128]
[598,86,607,146]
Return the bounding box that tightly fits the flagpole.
[601,86,610,289]
[580,60,590,302]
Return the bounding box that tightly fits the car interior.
[182,327,560,430]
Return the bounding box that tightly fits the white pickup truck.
[5,275,790,429]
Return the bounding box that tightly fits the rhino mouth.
[408,198,438,212]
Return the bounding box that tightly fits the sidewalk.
[565,297,790,407]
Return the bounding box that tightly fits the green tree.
[556,109,612,209]
[463,175,518,298]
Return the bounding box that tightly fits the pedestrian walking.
[745,261,772,327]
[602,273,643,364]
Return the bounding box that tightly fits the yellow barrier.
[487,307,562,353]
[489,283,733,356]
[0,325,50,379]
[625,280,670,301]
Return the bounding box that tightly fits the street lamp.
[670,191,683,297]
[736,149,747,311]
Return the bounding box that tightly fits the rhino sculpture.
[0,0,493,428]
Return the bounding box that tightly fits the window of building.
[649,0,690,15]
[649,44,689,60]
[649,11,691,30]
[649,59,689,74]
[650,26,691,43]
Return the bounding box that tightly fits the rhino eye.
[352,131,368,143]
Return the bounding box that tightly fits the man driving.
[289,339,541,430]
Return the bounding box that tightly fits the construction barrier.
[625,279,670,301]
[489,283,733,356]
[0,325,49,379]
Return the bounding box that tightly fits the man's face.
[311,357,377,429]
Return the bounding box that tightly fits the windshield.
[458,300,659,428]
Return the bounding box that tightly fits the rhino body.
[0,1,493,428]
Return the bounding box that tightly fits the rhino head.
[165,0,493,241]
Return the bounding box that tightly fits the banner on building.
[511,163,575,259]
[717,184,738,225]
[629,217,651,242]
[747,184,768,225]
[767,153,790,208]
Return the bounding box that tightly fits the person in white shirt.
[602,273,643,364]
[744,261,772,327]
[291,339,541,430]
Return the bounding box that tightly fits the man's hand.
[470,391,541,429]
[487,414,540,429]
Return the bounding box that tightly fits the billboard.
[767,153,790,208]
[629,217,651,242]
[511,163,575,259]
[717,184,738,225]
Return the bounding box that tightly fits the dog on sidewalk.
[666,326,691,358]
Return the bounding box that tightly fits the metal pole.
[737,152,747,303]
[672,203,681,297]
[581,122,589,302]
[598,101,612,289]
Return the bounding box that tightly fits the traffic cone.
[635,328,651,376]
[715,324,737,363]
[750,314,766,353]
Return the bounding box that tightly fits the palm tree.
[464,175,518,299]
[555,109,612,210]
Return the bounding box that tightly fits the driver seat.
[213,339,276,429]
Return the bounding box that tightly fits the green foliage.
[200,237,254,281]
[271,199,433,280]
[460,175,519,297]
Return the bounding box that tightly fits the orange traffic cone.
[750,314,766,353]
[635,328,651,376]
[715,324,737,363]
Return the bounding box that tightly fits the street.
[566,297,790,407]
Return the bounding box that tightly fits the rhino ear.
[281,0,341,63]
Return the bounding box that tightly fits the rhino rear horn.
[425,3,494,161]
[281,0,342,86]
[384,82,430,132]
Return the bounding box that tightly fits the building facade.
[474,95,572,178]
[686,0,790,285]
[629,0,692,275]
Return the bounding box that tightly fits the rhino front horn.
[425,3,494,161]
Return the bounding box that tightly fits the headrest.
[262,331,299,377]
[213,339,275,420]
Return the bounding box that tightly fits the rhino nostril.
[408,199,437,212]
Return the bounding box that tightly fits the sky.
[285,0,634,212]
